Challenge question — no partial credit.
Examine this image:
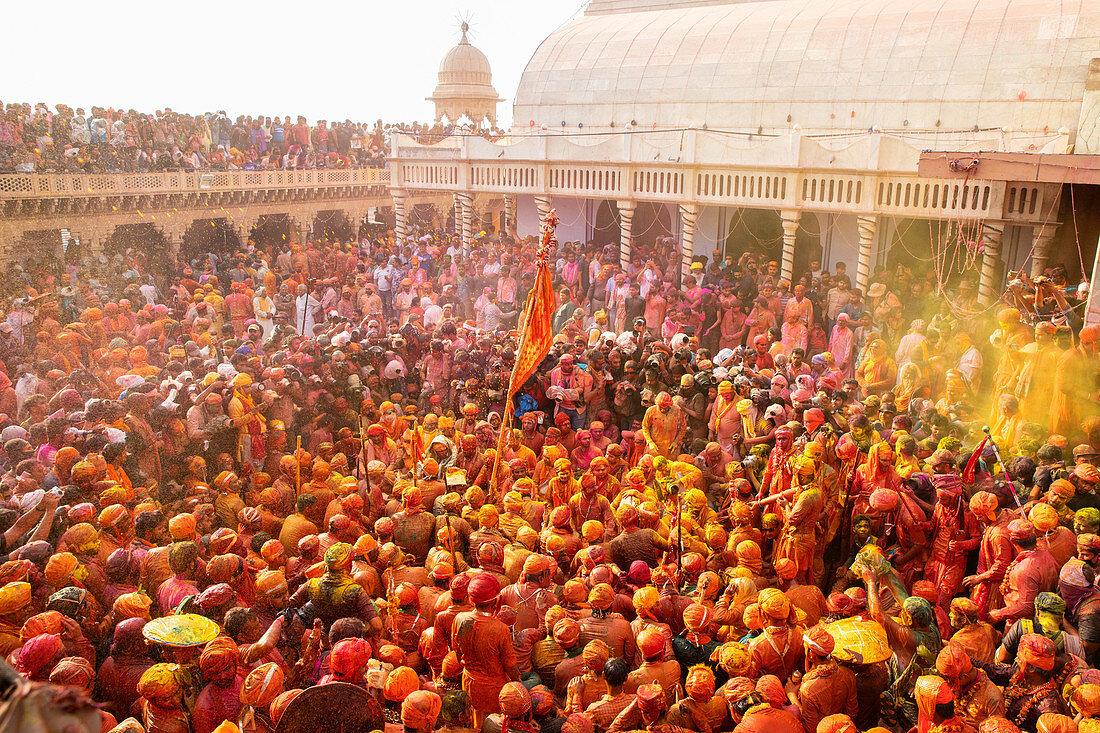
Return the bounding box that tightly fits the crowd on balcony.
[0,102,480,175]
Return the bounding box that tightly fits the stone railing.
[0,168,390,199]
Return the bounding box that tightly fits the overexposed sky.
[1,0,585,127]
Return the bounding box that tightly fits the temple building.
[391,0,1100,323]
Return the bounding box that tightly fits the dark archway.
[251,215,292,255]
[632,202,674,250]
[726,208,783,264]
[883,218,963,285]
[312,210,353,243]
[17,230,64,268]
[104,224,170,275]
[182,218,241,265]
[792,213,822,282]
[593,200,619,248]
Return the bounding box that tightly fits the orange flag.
[508,259,554,399]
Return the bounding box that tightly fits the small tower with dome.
[428,22,502,128]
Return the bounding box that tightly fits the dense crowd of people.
[0,210,1096,733]
[0,100,505,174]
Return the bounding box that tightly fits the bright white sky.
[1,0,586,127]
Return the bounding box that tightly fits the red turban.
[468,572,501,605]
[271,689,303,725]
[331,638,371,679]
[17,633,63,678]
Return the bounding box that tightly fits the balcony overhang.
[918,151,1100,185]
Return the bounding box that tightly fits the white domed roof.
[430,22,502,125]
[438,23,493,85]
[513,0,1100,135]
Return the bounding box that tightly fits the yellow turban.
[0,581,32,615]
[138,663,182,700]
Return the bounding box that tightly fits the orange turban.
[582,640,610,673]
[256,570,288,599]
[330,637,370,679]
[588,583,614,610]
[402,690,443,730]
[383,665,420,702]
[774,558,797,580]
[936,641,973,680]
[377,644,406,666]
[758,588,791,621]
[0,581,32,615]
[683,603,711,631]
[49,656,94,689]
[685,664,715,701]
[61,523,99,554]
[169,513,197,540]
[113,592,152,621]
[21,611,63,642]
[199,636,240,676]
[206,554,243,584]
[633,587,659,615]
[499,681,532,717]
[44,553,79,586]
[240,662,284,707]
[553,618,581,647]
[637,627,665,659]
[1018,633,1056,672]
[1071,684,1100,719]
[915,676,954,733]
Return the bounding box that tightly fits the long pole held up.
[487,210,558,501]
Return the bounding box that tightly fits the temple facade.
[391,0,1100,321]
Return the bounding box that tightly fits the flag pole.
[488,209,557,502]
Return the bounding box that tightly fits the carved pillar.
[392,190,409,245]
[534,195,552,231]
[978,222,1006,306]
[680,204,700,285]
[1030,224,1059,278]
[344,209,364,241]
[161,220,187,267]
[618,200,636,270]
[451,194,462,236]
[452,192,475,252]
[779,209,801,283]
[856,215,877,292]
[504,194,517,233]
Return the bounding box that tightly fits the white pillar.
[1086,232,1100,327]
[451,193,463,237]
[453,192,475,252]
[779,209,801,283]
[680,204,699,284]
[855,215,877,292]
[978,222,1005,306]
[504,194,517,234]
[392,190,409,245]
[534,195,552,231]
[618,200,636,270]
[1030,224,1058,278]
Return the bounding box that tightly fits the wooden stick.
[295,436,301,499]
